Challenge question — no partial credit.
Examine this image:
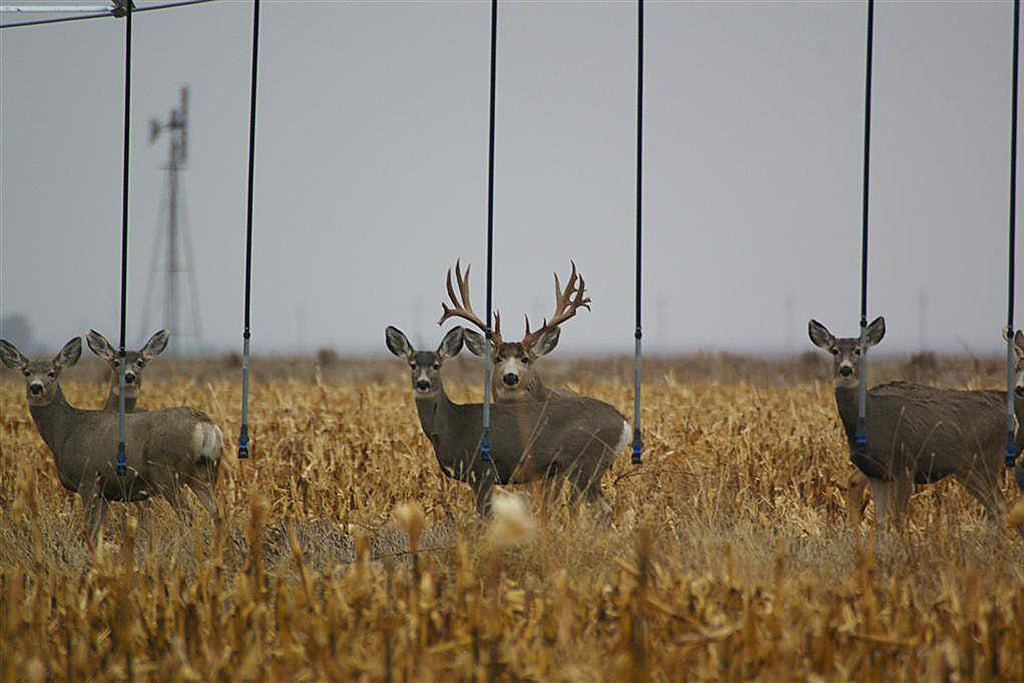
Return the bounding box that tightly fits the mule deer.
[1009,330,1024,494]
[385,325,629,515]
[0,337,222,546]
[439,260,589,402]
[87,328,168,412]
[809,317,1024,538]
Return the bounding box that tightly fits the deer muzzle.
[28,382,43,396]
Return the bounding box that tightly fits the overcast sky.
[1,0,1021,356]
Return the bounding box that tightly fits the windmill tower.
[140,86,203,354]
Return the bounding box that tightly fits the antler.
[438,260,502,343]
[521,261,592,348]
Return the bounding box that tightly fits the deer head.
[808,317,885,389]
[1006,328,1024,398]
[87,329,168,401]
[0,337,82,406]
[386,326,464,397]
[438,260,590,401]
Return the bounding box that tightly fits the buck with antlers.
[438,260,590,402]
[386,325,629,515]
[809,318,1024,538]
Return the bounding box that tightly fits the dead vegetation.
[0,356,1022,680]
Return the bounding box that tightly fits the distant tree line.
[0,314,34,352]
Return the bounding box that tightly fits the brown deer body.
[809,318,1024,538]
[386,326,629,514]
[87,328,168,412]
[0,337,222,545]
[439,261,589,402]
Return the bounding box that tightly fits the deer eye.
[521,357,530,364]
[47,371,55,379]
[830,348,839,356]
[409,362,416,368]
[854,349,861,356]
[22,370,30,377]
[432,363,440,370]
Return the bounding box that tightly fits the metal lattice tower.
[140,86,203,354]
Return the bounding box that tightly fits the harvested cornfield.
[1,356,1022,681]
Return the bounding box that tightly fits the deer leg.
[187,481,221,526]
[162,481,195,525]
[891,473,913,525]
[1009,495,1024,541]
[844,471,869,527]
[537,470,565,511]
[83,489,110,549]
[867,477,893,528]
[471,473,495,517]
[954,468,1006,521]
[581,485,613,519]
[134,499,147,528]
[133,499,150,545]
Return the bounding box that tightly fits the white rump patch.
[617,421,632,454]
[193,423,224,460]
[192,424,205,455]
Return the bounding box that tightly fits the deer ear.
[438,327,464,360]
[55,337,82,370]
[0,339,29,370]
[808,320,835,350]
[385,326,414,359]
[462,328,486,356]
[141,329,169,360]
[865,316,886,347]
[1014,329,1024,357]
[86,330,116,361]
[530,326,561,357]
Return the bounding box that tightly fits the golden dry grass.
[1,356,1023,681]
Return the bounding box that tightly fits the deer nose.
[28,383,43,396]
[839,366,853,378]
[416,379,431,391]
[1016,385,1023,397]
[124,372,136,384]
[503,373,519,386]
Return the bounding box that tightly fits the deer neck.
[1014,394,1024,448]
[414,387,455,447]
[27,384,78,466]
[103,388,137,412]
[833,385,861,445]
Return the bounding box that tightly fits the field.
[1,352,1023,681]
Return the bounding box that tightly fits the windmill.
[140,86,203,354]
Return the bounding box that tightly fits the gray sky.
[1,0,1021,356]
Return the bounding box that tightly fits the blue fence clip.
[481,431,492,463]
[854,432,867,457]
[238,424,250,459]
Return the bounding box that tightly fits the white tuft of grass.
[487,492,536,550]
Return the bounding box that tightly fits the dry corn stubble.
[0,356,1022,681]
